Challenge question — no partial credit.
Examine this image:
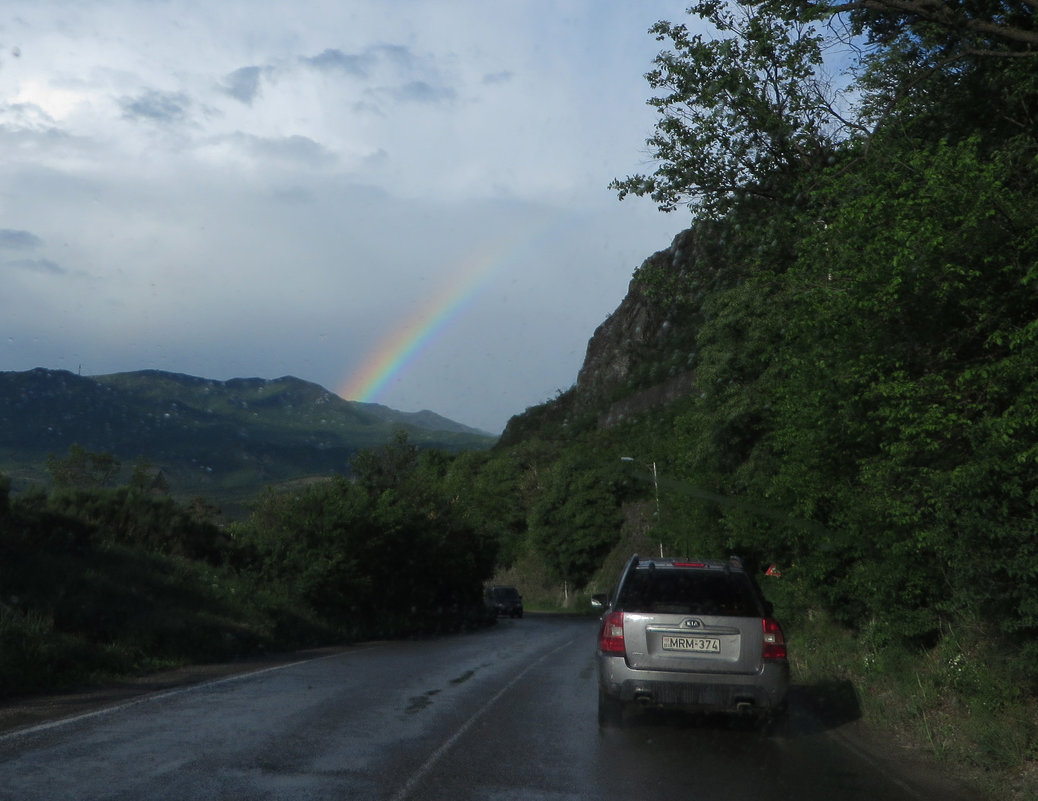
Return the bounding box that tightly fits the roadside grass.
[780,598,1038,801]
[501,531,1037,801]
[0,508,497,699]
[0,540,335,698]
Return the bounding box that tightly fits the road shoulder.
[0,646,354,736]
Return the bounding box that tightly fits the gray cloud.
[351,99,384,116]
[302,48,371,76]
[119,89,191,123]
[390,81,455,104]
[300,44,453,106]
[301,43,420,77]
[1,102,57,129]
[7,257,65,275]
[370,43,416,69]
[0,229,43,250]
[213,132,335,167]
[220,66,264,104]
[252,134,333,165]
[482,71,513,85]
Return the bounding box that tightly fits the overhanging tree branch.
[801,0,1038,49]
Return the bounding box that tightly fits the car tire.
[598,690,625,728]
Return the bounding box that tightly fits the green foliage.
[611,1,845,217]
[497,387,589,446]
[0,483,316,696]
[43,484,232,563]
[0,435,502,695]
[604,0,1038,661]
[758,134,1038,645]
[231,435,498,637]
[440,449,528,568]
[349,429,419,496]
[791,609,1038,793]
[46,444,121,489]
[527,452,626,587]
[481,18,1038,792]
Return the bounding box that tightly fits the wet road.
[0,615,977,800]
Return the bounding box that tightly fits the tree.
[798,0,1038,54]
[442,450,526,568]
[350,430,419,496]
[611,1,851,218]
[234,441,498,632]
[528,454,624,589]
[769,133,1038,640]
[46,444,121,489]
[128,460,169,495]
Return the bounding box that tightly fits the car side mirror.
[590,593,607,608]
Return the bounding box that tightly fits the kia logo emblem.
[682,618,702,628]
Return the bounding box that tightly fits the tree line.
[0,435,510,695]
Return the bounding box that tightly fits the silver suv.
[592,555,788,729]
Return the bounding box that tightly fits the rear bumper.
[597,653,789,713]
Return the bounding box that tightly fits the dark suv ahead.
[592,555,788,729]
[486,585,524,618]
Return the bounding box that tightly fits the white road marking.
[389,637,576,801]
[0,648,366,742]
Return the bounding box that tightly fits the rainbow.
[338,215,558,404]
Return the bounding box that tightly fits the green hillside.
[0,368,494,514]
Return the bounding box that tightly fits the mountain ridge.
[0,368,495,513]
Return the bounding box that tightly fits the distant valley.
[0,368,496,516]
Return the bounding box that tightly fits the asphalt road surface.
[0,615,979,800]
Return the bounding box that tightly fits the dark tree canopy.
[614,0,1036,219]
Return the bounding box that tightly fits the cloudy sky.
[1,1,696,434]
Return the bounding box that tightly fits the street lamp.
[620,456,663,557]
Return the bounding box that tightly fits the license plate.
[662,635,720,653]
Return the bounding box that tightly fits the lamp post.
[620,456,663,557]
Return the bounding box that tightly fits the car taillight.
[762,618,787,661]
[599,610,626,655]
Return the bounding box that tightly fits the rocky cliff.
[499,221,741,442]
[571,226,710,428]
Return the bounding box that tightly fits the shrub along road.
[0,615,980,801]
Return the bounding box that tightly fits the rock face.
[500,223,728,441]
[572,227,700,428]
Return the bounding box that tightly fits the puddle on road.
[405,689,440,714]
[404,665,485,715]
[449,670,476,686]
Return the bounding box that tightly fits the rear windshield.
[617,569,761,617]
[490,587,519,600]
